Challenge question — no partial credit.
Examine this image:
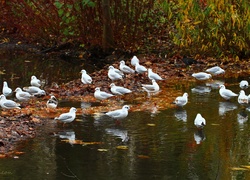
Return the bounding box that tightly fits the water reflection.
[219,101,238,116]
[58,130,76,145]
[237,110,248,129]
[191,86,211,94]
[194,130,206,144]
[105,128,129,143]
[174,109,187,122]
[206,80,225,89]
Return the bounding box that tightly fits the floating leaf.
[97,149,108,152]
[116,145,128,150]
[147,123,156,126]
[138,155,150,159]
[211,123,220,126]
[241,165,250,169]
[230,167,248,171]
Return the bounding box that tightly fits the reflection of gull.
[105,128,129,142]
[237,111,248,127]
[191,86,211,94]
[206,80,224,89]
[59,130,76,145]
[174,109,187,122]
[81,102,91,109]
[219,102,238,116]
[194,130,206,144]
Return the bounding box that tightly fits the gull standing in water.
[173,92,188,107]
[194,113,206,128]
[2,81,12,97]
[94,87,114,100]
[30,75,41,87]
[0,94,21,109]
[239,80,249,89]
[219,85,238,100]
[54,107,77,125]
[106,105,130,121]
[141,79,160,93]
[80,70,92,84]
[238,90,248,106]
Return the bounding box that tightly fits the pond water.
[1,50,250,179]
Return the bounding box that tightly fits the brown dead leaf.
[137,155,150,159]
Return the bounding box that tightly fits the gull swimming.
[0,94,21,109]
[14,87,33,101]
[110,83,132,95]
[54,107,77,124]
[135,62,147,74]
[219,85,238,100]
[205,66,225,75]
[238,90,248,105]
[2,81,12,97]
[80,69,92,84]
[23,86,46,96]
[105,105,130,120]
[46,95,58,109]
[30,75,41,87]
[131,55,139,66]
[192,72,212,81]
[108,66,123,81]
[173,92,188,107]
[119,60,135,74]
[141,79,160,93]
[148,68,163,81]
[239,80,249,89]
[194,113,206,128]
[94,87,114,100]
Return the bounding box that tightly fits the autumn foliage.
[0,0,250,58]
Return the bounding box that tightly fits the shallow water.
[1,51,250,179]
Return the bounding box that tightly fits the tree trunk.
[101,0,114,51]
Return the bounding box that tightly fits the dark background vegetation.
[0,0,249,59]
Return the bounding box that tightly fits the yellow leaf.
[193,21,201,25]
[241,165,250,169]
[147,123,156,127]
[230,167,248,171]
[116,145,128,150]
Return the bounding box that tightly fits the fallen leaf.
[137,155,150,159]
[97,149,108,152]
[116,145,128,150]
[230,167,248,171]
[147,123,156,126]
